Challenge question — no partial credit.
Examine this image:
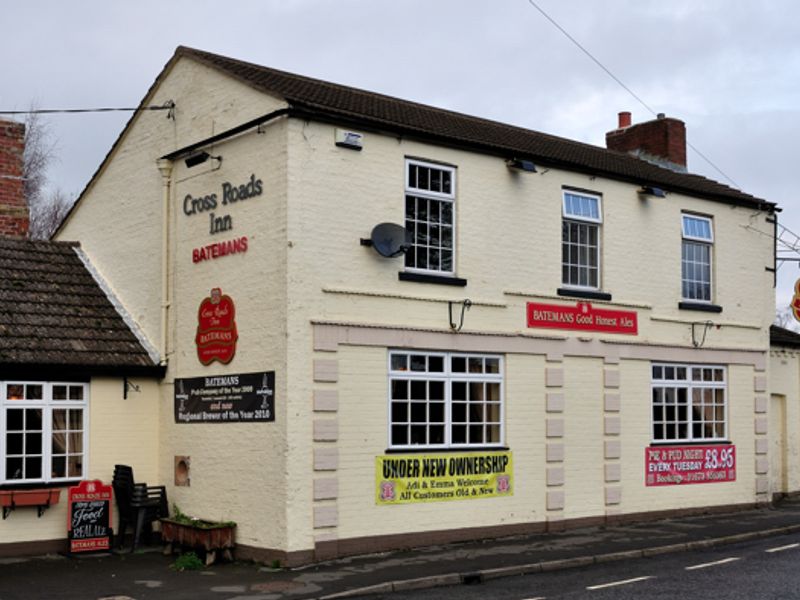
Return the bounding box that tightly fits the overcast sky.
[3,0,799,313]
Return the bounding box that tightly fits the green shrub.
[172,551,204,571]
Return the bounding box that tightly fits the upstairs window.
[681,214,713,302]
[562,191,602,289]
[405,159,455,275]
[1,381,88,484]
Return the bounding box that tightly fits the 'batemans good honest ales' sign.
[174,371,275,424]
[527,301,637,335]
[376,451,512,504]
[645,445,736,486]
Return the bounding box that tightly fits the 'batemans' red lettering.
[193,236,248,263]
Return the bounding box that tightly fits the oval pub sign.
[195,288,238,365]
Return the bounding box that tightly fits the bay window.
[651,364,726,443]
[388,351,503,449]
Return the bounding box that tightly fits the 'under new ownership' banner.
[376,451,513,504]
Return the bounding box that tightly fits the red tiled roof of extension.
[0,238,159,372]
[177,46,774,211]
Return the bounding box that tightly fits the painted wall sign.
[183,173,263,235]
[645,445,736,486]
[192,236,248,264]
[68,480,113,553]
[195,288,238,365]
[527,301,638,335]
[376,451,513,504]
[792,279,800,322]
[174,371,275,424]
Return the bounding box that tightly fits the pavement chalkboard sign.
[68,480,113,553]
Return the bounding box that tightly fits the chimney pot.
[618,111,632,129]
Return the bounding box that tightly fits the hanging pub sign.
[792,279,800,322]
[527,301,637,335]
[67,480,113,553]
[645,445,736,486]
[175,371,275,424]
[376,451,513,505]
[196,288,238,365]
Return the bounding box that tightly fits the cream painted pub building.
[27,47,784,563]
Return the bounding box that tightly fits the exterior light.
[185,151,222,168]
[640,185,666,198]
[506,158,537,173]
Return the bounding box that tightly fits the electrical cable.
[0,105,172,115]
[526,0,740,189]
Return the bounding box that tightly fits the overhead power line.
[526,0,739,189]
[0,101,174,116]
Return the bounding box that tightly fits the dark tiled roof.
[770,324,800,349]
[177,46,773,211]
[0,238,159,372]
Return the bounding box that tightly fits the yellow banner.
[376,451,513,504]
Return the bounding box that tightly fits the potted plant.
[160,505,236,565]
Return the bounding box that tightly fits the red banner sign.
[68,480,112,553]
[196,288,238,365]
[645,445,736,486]
[527,301,637,335]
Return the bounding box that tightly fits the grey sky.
[3,0,799,310]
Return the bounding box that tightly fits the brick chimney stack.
[0,119,29,238]
[606,112,687,173]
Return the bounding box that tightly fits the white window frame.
[404,158,457,276]
[388,350,504,450]
[651,364,727,443]
[681,214,714,303]
[561,190,603,290]
[0,381,89,485]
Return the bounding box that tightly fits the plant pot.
[0,489,61,518]
[160,518,236,565]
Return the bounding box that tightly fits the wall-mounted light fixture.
[506,158,537,173]
[185,151,222,168]
[639,185,666,198]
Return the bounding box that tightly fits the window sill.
[678,302,722,313]
[557,288,612,301]
[649,440,732,447]
[385,446,510,454]
[399,272,467,287]
[0,480,78,491]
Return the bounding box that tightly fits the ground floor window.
[388,351,503,449]
[651,364,726,442]
[1,381,88,484]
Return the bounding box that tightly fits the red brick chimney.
[606,112,687,172]
[0,119,29,238]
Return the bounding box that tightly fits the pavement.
[3,497,800,600]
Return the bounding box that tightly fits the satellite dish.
[366,223,411,258]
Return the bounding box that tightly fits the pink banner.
[645,445,736,486]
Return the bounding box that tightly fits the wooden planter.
[0,489,61,519]
[160,518,236,565]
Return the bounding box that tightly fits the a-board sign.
[174,371,275,424]
[68,480,113,553]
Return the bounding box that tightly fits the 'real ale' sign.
[527,301,637,335]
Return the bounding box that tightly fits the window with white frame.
[562,191,602,289]
[651,364,726,442]
[681,214,713,302]
[388,351,503,449]
[1,381,88,484]
[404,159,455,275]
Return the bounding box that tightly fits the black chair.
[112,464,168,552]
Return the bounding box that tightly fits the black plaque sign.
[174,371,275,423]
